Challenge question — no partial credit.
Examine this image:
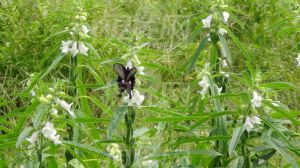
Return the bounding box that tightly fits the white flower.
[107,143,121,161]
[271,101,280,107]
[251,116,261,125]
[218,28,227,35]
[51,108,58,115]
[81,25,90,37]
[244,116,253,132]
[251,91,263,108]
[142,159,159,168]
[50,134,61,145]
[69,41,78,57]
[126,60,133,69]
[217,86,222,95]
[222,12,230,23]
[78,42,89,56]
[55,99,75,117]
[124,90,145,106]
[244,116,262,132]
[60,40,73,54]
[221,59,228,67]
[42,122,61,145]
[207,33,211,41]
[202,15,213,28]
[220,71,230,78]
[137,66,145,75]
[26,131,39,147]
[198,76,210,98]
[296,53,300,67]
[80,16,86,20]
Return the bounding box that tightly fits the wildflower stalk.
[65,54,77,164]
[121,106,136,168]
[209,34,228,165]
[241,132,250,168]
[37,134,44,168]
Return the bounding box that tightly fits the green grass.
[0,0,300,167]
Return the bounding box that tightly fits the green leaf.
[33,103,49,129]
[24,54,64,94]
[227,156,244,168]
[265,138,299,168]
[83,96,113,116]
[187,36,208,72]
[261,117,300,156]
[259,82,298,90]
[218,34,232,64]
[263,101,299,126]
[146,150,221,160]
[227,29,250,61]
[63,141,112,159]
[107,106,128,138]
[16,127,32,148]
[228,126,245,155]
[64,145,89,168]
[174,136,230,146]
[142,111,238,123]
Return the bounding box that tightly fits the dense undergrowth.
[0,0,300,167]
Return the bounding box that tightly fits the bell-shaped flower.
[222,12,230,23]
[137,66,145,75]
[244,116,262,132]
[198,76,210,98]
[296,53,300,67]
[124,90,145,106]
[50,134,61,145]
[207,33,212,41]
[218,28,227,36]
[69,41,78,57]
[244,116,253,132]
[78,42,89,56]
[55,99,75,117]
[60,40,73,54]
[217,86,223,95]
[26,131,39,147]
[251,91,263,108]
[251,115,261,125]
[42,122,61,145]
[81,25,90,38]
[202,15,213,28]
[220,71,230,78]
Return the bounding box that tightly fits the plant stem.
[65,55,77,165]
[121,106,136,168]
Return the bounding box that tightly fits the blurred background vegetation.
[0,0,299,167]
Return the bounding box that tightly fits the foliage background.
[0,0,299,167]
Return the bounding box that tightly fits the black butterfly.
[113,63,137,99]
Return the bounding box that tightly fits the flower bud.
[39,96,49,104]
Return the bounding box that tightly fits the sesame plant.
[0,0,300,168]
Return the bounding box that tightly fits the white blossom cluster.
[251,91,263,108]
[60,14,90,57]
[41,122,62,145]
[107,143,121,161]
[244,116,261,132]
[202,11,230,42]
[26,121,62,147]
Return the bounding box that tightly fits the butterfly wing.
[113,63,126,79]
[126,67,137,81]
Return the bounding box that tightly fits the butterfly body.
[113,63,137,99]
